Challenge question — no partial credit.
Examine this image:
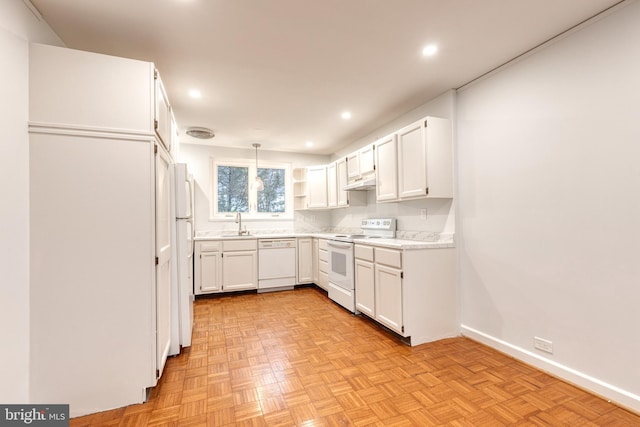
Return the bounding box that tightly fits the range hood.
[343,177,376,191]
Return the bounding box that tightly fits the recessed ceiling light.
[188,89,202,99]
[422,44,438,57]
[305,141,314,148]
[341,111,352,120]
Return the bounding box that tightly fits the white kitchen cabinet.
[398,117,453,199]
[222,250,258,291]
[293,167,308,211]
[374,134,398,202]
[317,239,329,291]
[28,43,175,415]
[297,237,313,284]
[346,151,360,180]
[354,244,375,318]
[376,117,453,203]
[346,143,376,183]
[197,242,221,293]
[375,263,404,334]
[307,165,328,209]
[195,239,257,294]
[154,70,172,153]
[312,238,319,284]
[359,144,376,177]
[397,120,427,199]
[336,157,349,207]
[354,242,456,346]
[327,162,337,208]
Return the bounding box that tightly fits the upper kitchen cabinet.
[376,116,453,202]
[374,133,398,202]
[327,162,338,208]
[346,143,376,184]
[336,157,349,207]
[29,43,172,151]
[327,159,351,209]
[154,70,173,152]
[293,168,308,211]
[307,165,328,209]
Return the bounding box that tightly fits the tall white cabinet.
[28,43,173,417]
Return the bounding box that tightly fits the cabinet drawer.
[355,244,374,262]
[319,259,328,274]
[375,247,402,269]
[318,249,328,263]
[223,239,257,251]
[199,241,220,252]
[318,239,328,250]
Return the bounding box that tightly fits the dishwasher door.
[258,241,297,291]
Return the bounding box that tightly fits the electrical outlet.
[420,209,427,220]
[534,337,553,354]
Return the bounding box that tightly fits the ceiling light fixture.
[253,143,264,191]
[185,127,215,139]
[305,141,314,148]
[422,44,438,57]
[188,89,202,98]
[341,111,352,120]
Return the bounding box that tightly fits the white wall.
[332,91,456,236]
[457,1,640,411]
[0,0,62,403]
[178,143,332,234]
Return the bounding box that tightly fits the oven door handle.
[328,241,353,249]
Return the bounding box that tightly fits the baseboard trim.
[460,325,640,414]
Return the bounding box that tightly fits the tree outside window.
[212,159,290,218]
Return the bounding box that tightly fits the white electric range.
[327,219,396,312]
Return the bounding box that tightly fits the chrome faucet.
[235,212,247,235]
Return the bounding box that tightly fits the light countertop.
[194,231,454,250]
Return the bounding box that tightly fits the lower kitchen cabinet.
[312,238,319,284]
[199,244,222,293]
[355,243,456,346]
[354,244,375,317]
[222,250,258,291]
[318,238,329,291]
[195,239,257,294]
[297,237,313,284]
[375,263,403,334]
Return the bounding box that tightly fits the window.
[211,159,292,219]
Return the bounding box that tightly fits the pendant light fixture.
[253,143,264,191]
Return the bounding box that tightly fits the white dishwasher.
[258,238,297,292]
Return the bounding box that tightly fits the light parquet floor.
[71,287,640,426]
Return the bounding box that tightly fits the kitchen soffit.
[30,0,624,154]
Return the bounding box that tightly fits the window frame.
[210,157,293,221]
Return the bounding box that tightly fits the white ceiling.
[30,0,621,155]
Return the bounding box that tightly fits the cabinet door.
[312,239,319,284]
[355,259,375,318]
[359,144,375,176]
[297,238,313,284]
[327,162,337,208]
[375,264,403,335]
[307,165,327,209]
[346,151,359,180]
[375,134,398,202]
[397,120,428,200]
[222,251,257,291]
[154,71,172,152]
[336,158,349,207]
[155,144,172,378]
[199,251,222,293]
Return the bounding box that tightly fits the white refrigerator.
[171,163,195,352]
